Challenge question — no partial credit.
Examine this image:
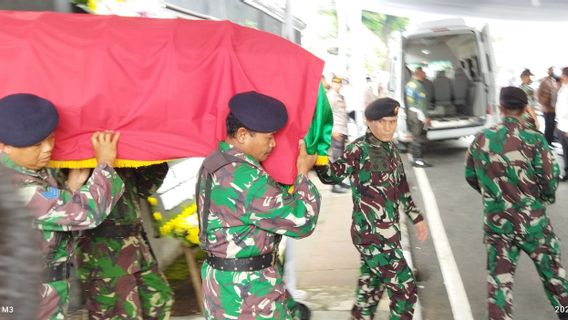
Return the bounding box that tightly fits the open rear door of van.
[388,31,412,142]
[481,24,499,123]
[388,31,404,103]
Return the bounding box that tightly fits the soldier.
[75,162,174,319]
[0,93,125,320]
[465,87,568,320]
[405,67,433,168]
[314,98,429,320]
[519,68,539,130]
[196,91,321,319]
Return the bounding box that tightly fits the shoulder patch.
[40,187,60,200]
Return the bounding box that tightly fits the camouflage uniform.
[405,79,429,161]
[0,153,124,320]
[76,164,174,320]
[197,142,321,320]
[315,131,424,320]
[465,116,568,320]
[520,83,538,130]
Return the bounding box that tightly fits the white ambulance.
[388,19,498,146]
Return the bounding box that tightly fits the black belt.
[83,223,143,238]
[43,263,71,282]
[206,252,278,271]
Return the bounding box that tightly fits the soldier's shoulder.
[347,136,367,151]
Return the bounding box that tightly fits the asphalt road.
[406,138,568,320]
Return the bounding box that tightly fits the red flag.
[0,11,324,184]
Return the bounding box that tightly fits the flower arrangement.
[147,196,200,246]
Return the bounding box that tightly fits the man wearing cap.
[0,93,125,319]
[519,68,540,130]
[315,98,429,320]
[405,67,433,168]
[327,75,350,193]
[465,87,568,320]
[196,91,321,319]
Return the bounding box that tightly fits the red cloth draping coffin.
[0,10,324,184]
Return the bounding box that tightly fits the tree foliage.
[362,10,408,42]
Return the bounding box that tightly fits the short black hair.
[226,112,255,137]
[562,67,568,77]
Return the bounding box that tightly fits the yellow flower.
[152,212,162,221]
[147,196,158,206]
[160,223,173,236]
[87,0,97,11]
[186,228,200,244]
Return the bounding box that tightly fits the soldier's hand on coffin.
[296,139,317,177]
[91,131,120,167]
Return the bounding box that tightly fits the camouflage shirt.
[0,153,124,269]
[405,78,429,121]
[316,132,423,247]
[76,164,168,279]
[520,83,535,107]
[197,141,321,258]
[465,116,559,235]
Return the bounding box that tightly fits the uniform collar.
[365,130,392,150]
[219,141,261,167]
[502,116,523,126]
[0,152,44,178]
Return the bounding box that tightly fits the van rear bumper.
[427,125,485,140]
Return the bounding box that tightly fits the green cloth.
[304,83,333,156]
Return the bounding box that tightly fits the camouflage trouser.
[82,266,173,320]
[485,225,568,320]
[38,280,70,320]
[352,244,417,320]
[202,261,295,319]
[406,110,427,160]
[351,256,385,320]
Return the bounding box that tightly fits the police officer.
[327,75,350,193]
[196,91,321,319]
[0,93,125,320]
[465,87,568,320]
[405,67,433,168]
[315,98,429,320]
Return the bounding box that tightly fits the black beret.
[365,98,400,121]
[500,86,527,109]
[0,93,59,147]
[229,91,288,132]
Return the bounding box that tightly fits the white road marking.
[411,161,474,320]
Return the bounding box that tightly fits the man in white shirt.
[556,67,568,181]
